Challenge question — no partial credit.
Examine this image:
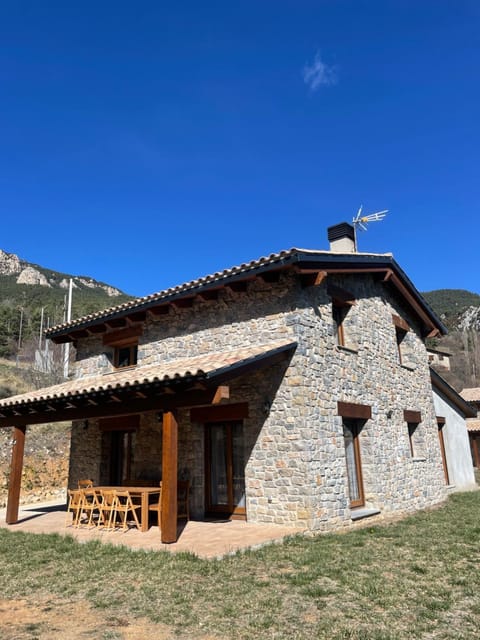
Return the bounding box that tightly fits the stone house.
[0,223,458,542]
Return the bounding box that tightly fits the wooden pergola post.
[6,425,26,524]
[161,411,178,543]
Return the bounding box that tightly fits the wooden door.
[205,421,246,518]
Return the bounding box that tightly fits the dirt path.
[0,597,175,639]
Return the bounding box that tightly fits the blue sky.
[0,1,478,298]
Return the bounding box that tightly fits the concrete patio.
[0,500,303,559]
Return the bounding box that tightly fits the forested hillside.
[423,289,480,391]
[0,248,133,364]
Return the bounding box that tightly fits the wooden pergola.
[0,341,295,543]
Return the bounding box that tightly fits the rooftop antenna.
[352,205,388,251]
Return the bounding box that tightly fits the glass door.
[205,421,246,517]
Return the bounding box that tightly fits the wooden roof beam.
[87,324,108,336]
[127,311,147,323]
[105,318,128,329]
[171,298,194,309]
[196,289,219,301]
[257,271,281,284]
[297,269,328,288]
[212,385,229,404]
[148,305,170,317]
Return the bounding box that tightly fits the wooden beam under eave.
[226,281,249,293]
[105,318,128,329]
[127,311,147,323]
[299,270,327,288]
[257,271,281,283]
[196,290,219,302]
[212,385,229,404]
[6,425,26,524]
[171,298,194,309]
[87,324,108,335]
[161,411,178,543]
[148,305,170,317]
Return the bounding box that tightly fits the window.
[103,325,143,370]
[332,302,347,346]
[337,402,371,509]
[343,419,365,508]
[407,422,418,457]
[328,284,355,349]
[392,315,410,365]
[404,410,422,458]
[114,344,138,369]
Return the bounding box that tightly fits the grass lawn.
[1,491,480,639]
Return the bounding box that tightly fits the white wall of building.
[433,389,476,491]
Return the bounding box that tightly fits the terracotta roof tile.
[460,388,480,402]
[45,248,396,336]
[0,340,295,409]
[466,418,480,432]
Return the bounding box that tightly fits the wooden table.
[95,486,161,532]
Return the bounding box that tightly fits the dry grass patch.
[1,491,480,639]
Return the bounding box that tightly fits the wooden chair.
[65,489,84,527]
[148,481,189,529]
[114,490,142,531]
[177,480,190,521]
[80,488,103,527]
[98,490,117,529]
[78,479,94,489]
[148,482,162,529]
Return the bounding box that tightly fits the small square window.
[114,344,138,369]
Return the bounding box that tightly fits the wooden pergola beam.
[161,411,178,543]
[0,385,231,428]
[6,425,26,524]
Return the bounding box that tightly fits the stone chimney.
[327,222,355,253]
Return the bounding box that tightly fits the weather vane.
[352,205,388,251]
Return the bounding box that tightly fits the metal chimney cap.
[327,222,355,242]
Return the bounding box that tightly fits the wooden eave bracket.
[212,385,230,404]
[299,270,328,288]
[170,297,195,309]
[103,324,143,347]
[196,289,219,302]
[392,314,410,333]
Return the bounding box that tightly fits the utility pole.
[16,307,24,367]
[63,279,73,378]
[39,307,44,349]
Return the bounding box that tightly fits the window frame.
[114,343,138,369]
[328,284,355,349]
[392,314,410,365]
[404,410,422,459]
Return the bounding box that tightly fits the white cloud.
[302,52,337,91]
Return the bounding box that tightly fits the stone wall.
[69,270,447,530]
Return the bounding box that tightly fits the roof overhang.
[45,249,446,344]
[430,368,477,418]
[0,341,296,428]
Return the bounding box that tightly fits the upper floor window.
[103,325,142,370]
[328,284,355,349]
[114,344,138,369]
[392,314,410,365]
